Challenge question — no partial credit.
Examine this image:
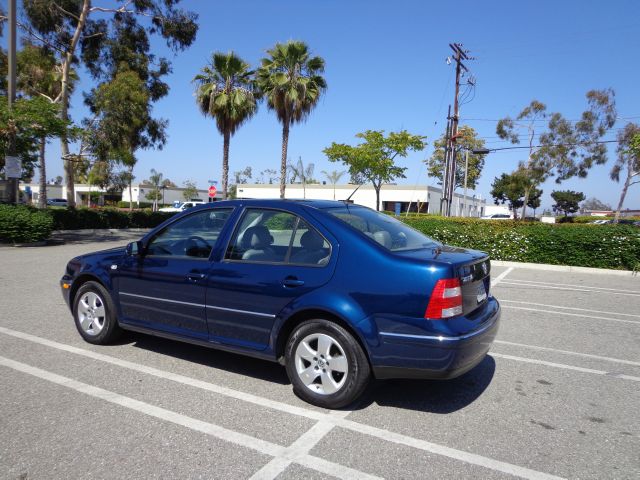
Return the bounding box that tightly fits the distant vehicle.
[60,199,500,408]
[480,213,512,220]
[159,199,205,213]
[47,198,68,207]
[589,219,609,224]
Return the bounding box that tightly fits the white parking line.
[491,353,640,382]
[0,327,563,480]
[501,305,640,325]
[499,300,640,319]
[496,279,640,294]
[498,281,640,297]
[491,267,514,287]
[493,340,640,367]
[0,355,380,480]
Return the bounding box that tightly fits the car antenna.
[344,183,362,203]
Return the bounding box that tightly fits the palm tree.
[288,156,315,198]
[194,52,258,199]
[321,169,346,200]
[256,41,327,199]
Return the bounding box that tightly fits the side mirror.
[126,241,144,256]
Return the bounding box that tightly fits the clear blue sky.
[16,0,640,208]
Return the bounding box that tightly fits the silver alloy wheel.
[294,332,349,395]
[77,291,106,336]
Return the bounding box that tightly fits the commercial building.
[236,183,486,216]
[18,182,213,206]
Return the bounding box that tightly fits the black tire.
[285,319,371,409]
[73,281,122,345]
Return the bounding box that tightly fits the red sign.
[208,185,217,198]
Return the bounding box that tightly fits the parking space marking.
[498,279,640,294]
[0,326,564,480]
[491,353,640,382]
[0,355,380,480]
[494,340,640,367]
[499,300,640,319]
[491,267,514,287]
[250,411,355,480]
[501,305,640,325]
[498,281,640,297]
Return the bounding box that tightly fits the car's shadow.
[361,355,496,413]
[127,332,290,385]
[124,332,496,413]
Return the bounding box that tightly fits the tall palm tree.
[256,41,327,199]
[194,52,258,199]
[321,169,346,200]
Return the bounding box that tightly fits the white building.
[19,182,215,206]
[236,183,486,216]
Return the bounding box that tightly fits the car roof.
[202,198,349,210]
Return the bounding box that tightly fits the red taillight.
[425,278,463,319]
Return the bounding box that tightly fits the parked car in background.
[60,199,500,408]
[480,213,512,220]
[47,198,68,207]
[159,199,206,213]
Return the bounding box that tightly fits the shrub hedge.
[399,216,640,270]
[0,204,54,243]
[48,207,175,230]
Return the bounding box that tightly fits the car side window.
[225,209,330,265]
[146,208,233,259]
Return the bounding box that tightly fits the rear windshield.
[325,205,439,251]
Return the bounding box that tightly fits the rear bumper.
[371,298,500,380]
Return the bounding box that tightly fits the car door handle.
[186,273,206,281]
[282,277,305,288]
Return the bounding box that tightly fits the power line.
[485,139,619,153]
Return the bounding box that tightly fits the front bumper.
[371,298,500,380]
[60,274,73,309]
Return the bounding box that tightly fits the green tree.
[0,96,68,186]
[88,68,166,210]
[496,90,616,218]
[551,190,585,218]
[22,0,199,206]
[256,40,326,199]
[144,168,164,211]
[582,197,612,212]
[258,169,278,184]
[490,171,542,220]
[321,169,347,200]
[17,43,75,207]
[233,166,252,185]
[324,130,426,211]
[193,52,258,199]
[182,180,199,201]
[427,125,487,190]
[611,124,640,221]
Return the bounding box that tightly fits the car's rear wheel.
[73,281,121,344]
[285,319,370,409]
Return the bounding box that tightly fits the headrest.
[300,230,324,250]
[241,226,273,249]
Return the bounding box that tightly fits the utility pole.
[6,0,19,204]
[441,43,474,216]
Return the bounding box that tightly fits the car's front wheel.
[285,319,370,409]
[73,281,121,345]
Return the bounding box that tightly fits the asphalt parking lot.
[1,235,638,479]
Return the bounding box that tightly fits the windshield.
[325,205,439,251]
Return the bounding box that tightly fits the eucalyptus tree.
[321,169,346,200]
[256,40,327,198]
[21,0,198,206]
[194,51,258,199]
[496,89,617,219]
[611,124,640,221]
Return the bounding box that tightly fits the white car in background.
[159,200,206,213]
[480,213,513,220]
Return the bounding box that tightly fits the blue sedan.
[61,199,500,408]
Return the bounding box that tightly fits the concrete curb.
[492,260,638,277]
